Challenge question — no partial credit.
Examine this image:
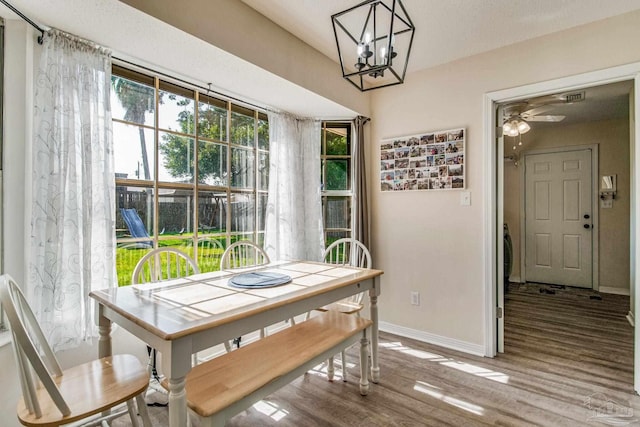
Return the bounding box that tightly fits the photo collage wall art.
[380,128,465,192]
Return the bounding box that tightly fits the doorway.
[484,63,640,392]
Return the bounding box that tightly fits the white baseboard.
[379,321,486,357]
[599,286,630,296]
[627,311,635,327]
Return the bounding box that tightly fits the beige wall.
[503,119,631,292]
[369,10,640,347]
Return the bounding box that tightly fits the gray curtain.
[353,116,370,250]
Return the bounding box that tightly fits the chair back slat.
[132,248,200,284]
[323,239,372,305]
[324,238,371,269]
[194,238,224,273]
[0,275,71,419]
[220,241,270,270]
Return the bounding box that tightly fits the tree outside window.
[321,122,352,246]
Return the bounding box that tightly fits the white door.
[524,149,593,288]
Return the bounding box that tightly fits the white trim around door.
[483,61,640,393]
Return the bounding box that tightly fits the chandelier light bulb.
[365,32,372,44]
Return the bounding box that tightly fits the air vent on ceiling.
[562,91,585,103]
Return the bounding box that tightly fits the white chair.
[318,238,372,381]
[220,241,272,343]
[132,247,200,284]
[219,240,270,270]
[193,238,225,273]
[0,274,151,427]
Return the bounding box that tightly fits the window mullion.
[153,76,160,247]
[193,90,200,259]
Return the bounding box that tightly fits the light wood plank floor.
[121,284,639,426]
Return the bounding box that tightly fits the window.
[112,66,268,285]
[321,122,352,246]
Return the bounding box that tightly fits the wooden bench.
[164,310,372,427]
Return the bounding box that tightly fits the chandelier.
[332,0,415,91]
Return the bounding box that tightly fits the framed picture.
[380,128,465,192]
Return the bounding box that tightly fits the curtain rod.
[0,0,44,44]
[1,0,269,113]
[113,56,269,114]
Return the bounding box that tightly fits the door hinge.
[497,307,503,319]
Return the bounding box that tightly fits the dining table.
[90,260,384,427]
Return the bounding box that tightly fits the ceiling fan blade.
[524,115,566,122]
[521,105,554,116]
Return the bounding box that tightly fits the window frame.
[321,121,354,245]
[112,65,268,285]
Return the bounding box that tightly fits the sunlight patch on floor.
[440,361,509,384]
[414,381,485,416]
[252,400,289,421]
[380,341,448,361]
[381,341,509,384]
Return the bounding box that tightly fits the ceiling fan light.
[517,120,531,134]
[503,121,515,134]
[507,127,519,137]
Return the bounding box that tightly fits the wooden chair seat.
[17,354,149,427]
[0,274,150,427]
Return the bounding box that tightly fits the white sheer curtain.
[28,29,114,351]
[264,112,324,262]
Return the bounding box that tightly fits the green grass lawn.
[116,239,225,286]
[116,235,344,286]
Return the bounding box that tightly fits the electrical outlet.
[411,291,420,306]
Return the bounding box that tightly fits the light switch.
[460,191,471,206]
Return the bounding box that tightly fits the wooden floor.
[121,284,639,426]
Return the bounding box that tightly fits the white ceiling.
[0,0,359,118]
[508,80,632,128]
[242,0,640,74]
[241,0,637,125]
[1,0,639,120]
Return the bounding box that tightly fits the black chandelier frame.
[332,0,415,92]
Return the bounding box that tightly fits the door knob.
[584,224,591,229]
[583,214,590,219]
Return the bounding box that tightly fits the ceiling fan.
[502,91,585,137]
